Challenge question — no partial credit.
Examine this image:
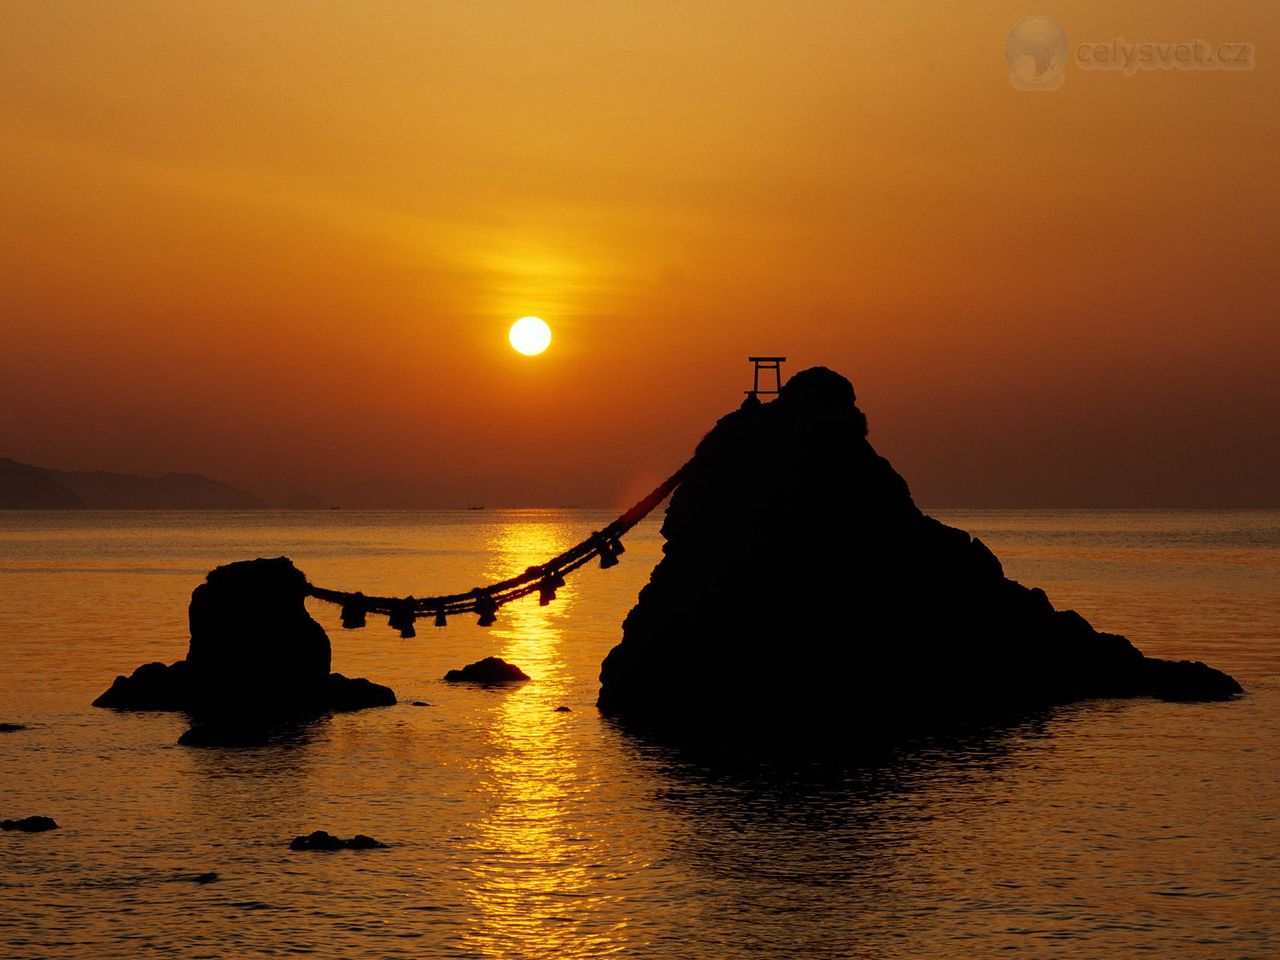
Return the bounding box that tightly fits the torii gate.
[746,356,785,399]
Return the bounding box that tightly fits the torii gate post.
[746,356,786,399]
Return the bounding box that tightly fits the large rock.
[597,367,1241,735]
[185,557,331,717]
[93,558,394,737]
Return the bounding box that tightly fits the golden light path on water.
[462,520,632,958]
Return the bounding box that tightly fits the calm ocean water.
[0,508,1277,959]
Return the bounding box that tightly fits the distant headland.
[0,457,290,509]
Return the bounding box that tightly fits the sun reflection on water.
[461,519,633,958]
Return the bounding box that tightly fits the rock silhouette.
[290,830,388,851]
[94,661,194,711]
[93,557,394,741]
[597,367,1241,735]
[2,816,58,832]
[443,657,530,685]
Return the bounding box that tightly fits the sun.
[509,316,552,356]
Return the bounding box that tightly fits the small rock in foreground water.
[174,871,220,884]
[290,830,388,851]
[443,657,529,685]
[2,816,59,833]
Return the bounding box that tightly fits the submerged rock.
[597,367,1241,736]
[2,816,58,832]
[443,657,530,685]
[93,557,395,740]
[289,830,388,851]
[173,872,220,884]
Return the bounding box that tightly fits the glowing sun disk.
[509,316,551,356]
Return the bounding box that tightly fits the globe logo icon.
[1005,17,1069,91]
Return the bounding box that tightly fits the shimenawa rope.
[304,464,687,635]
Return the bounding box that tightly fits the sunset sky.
[2,2,1276,507]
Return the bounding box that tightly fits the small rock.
[289,830,388,851]
[410,701,430,707]
[443,657,530,685]
[325,673,396,711]
[0,723,27,733]
[175,871,220,884]
[2,816,58,833]
[554,705,572,713]
[290,830,343,851]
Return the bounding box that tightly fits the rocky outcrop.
[93,661,194,711]
[2,816,58,832]
[443,657,529,685]
[93,558,394,740]
[597,367,1241,736]
[289,831,388,851]
[184,557,332,717]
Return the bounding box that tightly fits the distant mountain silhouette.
[0,458,266,509]
[0,459,82,508]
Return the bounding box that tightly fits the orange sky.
[2,2,1277,506]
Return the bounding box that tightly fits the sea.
[0,508,1276,959]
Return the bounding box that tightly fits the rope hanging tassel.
[473,590,498,627]
[340,593,367,629]
[388,598,416,638]
[305,464,686,633]
[538,569,565,607]
[592,532,619,569]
